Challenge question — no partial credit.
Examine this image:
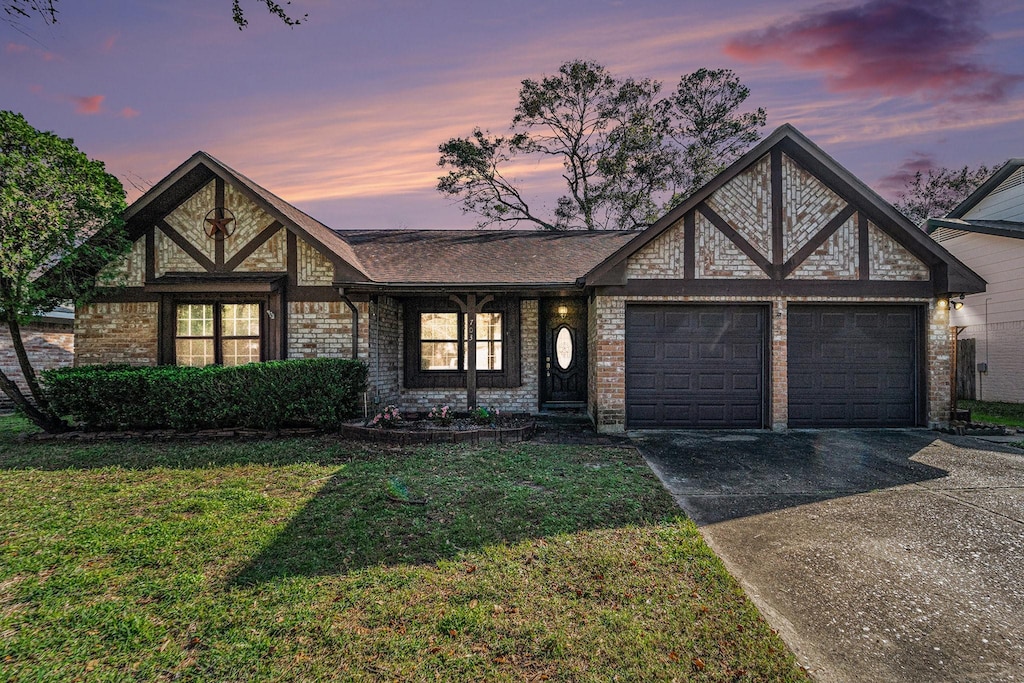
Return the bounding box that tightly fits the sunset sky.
[3,0,1023,229]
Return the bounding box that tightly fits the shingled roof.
[333,229,635,287]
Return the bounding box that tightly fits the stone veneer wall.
[0,321,75,409]
[287,301,353,359]
[395,299,540,414]
[591,295,949,433]
[75,302,159,366]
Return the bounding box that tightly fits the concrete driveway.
[633,429,1024,683]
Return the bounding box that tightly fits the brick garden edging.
[339,420,536,445]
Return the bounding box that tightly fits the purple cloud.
[876,152,937,195]
[725,0,1021,102]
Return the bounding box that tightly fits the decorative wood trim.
[859,212,870,281]
[224,221,283,272]
[770,147,784,276]
[157,219,216,272]
[287,231,298,288]
[289,286,342,301]
[214,177,225,270]
[599,278,935,297]
[144,226,155,282]
[697,203,774,277]
[683,211,695,280]
[146,279,282,293]
[781,204,856,278]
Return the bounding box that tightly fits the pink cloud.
[71,95,105,115]
[28,84,43,95]
[725,0,1022,103]
[876,152,936,196]
[5,42,29,54]
[119,106,140,119]
[101,33,119,53]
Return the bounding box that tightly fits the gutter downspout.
[337,291,359,360]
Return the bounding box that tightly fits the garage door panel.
[626,305,765,428]
[788,305,919,427]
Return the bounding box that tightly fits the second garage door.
[625,305,766,428]
[788,305,921,427]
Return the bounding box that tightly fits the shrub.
[42,358,367,431]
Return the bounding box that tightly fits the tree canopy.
[437,61,766,231]
[894,164,994,226]
[2,0,306,31]
[0,110,128,430]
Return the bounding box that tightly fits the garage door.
[625,305,766,428]
[788,305,920,427]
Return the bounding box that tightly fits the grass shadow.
[231,442,674,583]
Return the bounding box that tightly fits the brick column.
[770,298,788,431]
[594,296,626,433]
[927,299,951,427]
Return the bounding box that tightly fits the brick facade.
[75,302,159,366]
[287,301,354,359]
[0,321,75,409]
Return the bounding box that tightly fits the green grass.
[959,400,1024,428]
[0,414,807,681]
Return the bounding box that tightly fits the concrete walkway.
[634,429,1024,683]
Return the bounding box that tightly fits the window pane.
[478,313,502,341]
[222,338,260,366]
[222,303,260,337]
[421,341,459,370]
[555,327,573,370]
[176,304,213,337]
[462,312,502,370]
[421,313,458,340]
[175,338,214,367]
[478,341,502,370]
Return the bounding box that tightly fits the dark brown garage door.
[788,305,920,427]
[625,305,766,428]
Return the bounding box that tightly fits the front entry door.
[540,298,588,407]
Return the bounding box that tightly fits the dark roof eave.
[335,280,588,293]
[926,217,1024,241]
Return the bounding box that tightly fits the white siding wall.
[946,232,1024,402]
[963,168,1024,221]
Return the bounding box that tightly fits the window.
[419,312,502,371]
[174,302,261,366]
[404,297,520,389]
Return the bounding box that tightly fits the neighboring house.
[0,307,75,410]
[927,159,1024,403]
[76,124,983,431]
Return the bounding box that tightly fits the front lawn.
[0,415,806,681]
[959,399,1024,428]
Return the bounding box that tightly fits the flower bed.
[342,405,535,445]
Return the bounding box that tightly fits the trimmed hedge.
[42,359,367,431]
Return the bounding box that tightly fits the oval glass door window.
[555,327,573,370]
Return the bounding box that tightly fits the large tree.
[2,0,306,30]
[437,61,766,231]
[0,111,128,431]
[894,164,994,227]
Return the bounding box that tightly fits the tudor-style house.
[76,125,984,431]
